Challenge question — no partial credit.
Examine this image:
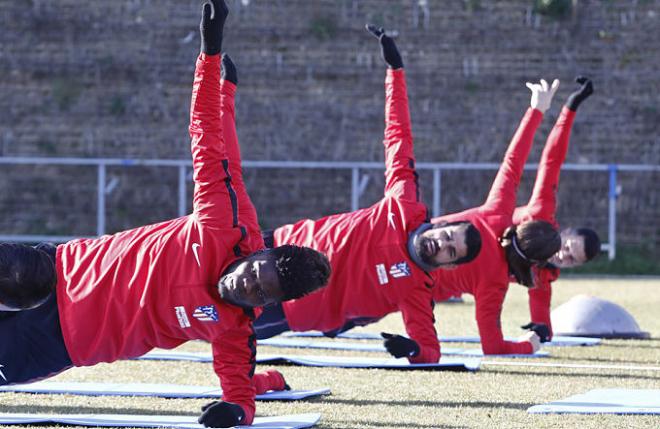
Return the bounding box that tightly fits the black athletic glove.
[565,76,593,112]
[365,24,404,69]
[198,401,245,428]
[381,332,420,358]
[221,54,237,85]
[200,0,229,55]
[521,322,551,343]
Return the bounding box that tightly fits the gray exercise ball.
[551,294,650,339]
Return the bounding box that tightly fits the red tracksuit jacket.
[431,108,544,355]
[56,54,261,423]
[274,69,439,363]
[513,106,576,339]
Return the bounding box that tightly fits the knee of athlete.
[0,243,56,311]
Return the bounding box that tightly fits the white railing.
[1,156,659,260]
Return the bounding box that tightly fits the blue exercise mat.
[282,331,600,347]
[256,354,481,371]
[138,350,480,371]
[258,338,549,358]
[528,389,660,414]
[442,335,600,347]
[139,350,212,362]
[0,381,329,401]
[0,412,321,429]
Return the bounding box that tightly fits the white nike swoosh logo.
[192,243,202,267]
[0,364,6,381]
[388,212,396,230]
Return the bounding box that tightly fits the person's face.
[549,230,587,268]
[417,224,468,269]
[217,253,284,308]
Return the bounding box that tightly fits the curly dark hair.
[269,245,331,301]
[576,227,601,261]
[0,243,56,309]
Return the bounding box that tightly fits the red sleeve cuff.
[386,67,406,83]
[252,369,286,395]
[220,80,237,95]
[560,105,577,121]
[408,344,440,364]
[529,107,544,120]
[199,52,222,63]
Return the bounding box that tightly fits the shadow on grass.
[329,418,467,428]
[597,339,660,349]
[0,404,194,416]
[320,397,532,410]
[487,368,660,381]
[551,355,660,365]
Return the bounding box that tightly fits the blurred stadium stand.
[0,0,657,254]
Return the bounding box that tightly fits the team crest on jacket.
[193,305,219,322]
[389,261,411,278]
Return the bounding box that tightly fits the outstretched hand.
[366,24,404,69]
[200,0,229,55]
[365,24,385,38]
[381,332,420,358]
[566,76,593,111]
[518,330,542,353]
[526,78,560,114]
[221,54,237,85]
[521,322,551,343]
[198,401,245,428]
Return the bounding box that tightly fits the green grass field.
[1,277,659,428]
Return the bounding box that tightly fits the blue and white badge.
[192,305,219,322]
[389,261,411,278]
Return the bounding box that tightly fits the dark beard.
[415,236,436,266]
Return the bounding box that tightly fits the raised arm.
[510,105,572,224]
[482,80,558,219]
[366,25,420,202]
[514,77,593,225]
[193,3,256,428]
[220,55,265,252]
[189,0,236,227]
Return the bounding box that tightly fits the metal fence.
[1,156,659,260]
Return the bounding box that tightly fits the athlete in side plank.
[512,77,599,342]
[0,2,330,427]
[255,25,485,363]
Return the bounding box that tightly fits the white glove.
[518,330,542,353]
[526,79,559,113]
